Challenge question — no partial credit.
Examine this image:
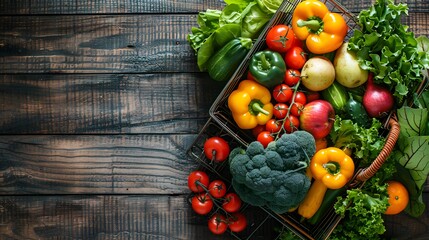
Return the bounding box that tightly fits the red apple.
[299,100,335,139]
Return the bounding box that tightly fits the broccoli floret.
[229,130,316,214]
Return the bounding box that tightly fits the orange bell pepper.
[292,0,348,54]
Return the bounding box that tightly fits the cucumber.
[321,81,348,113]
[307,187,347,225]
[344,93,371,128]
[207,38,253,82]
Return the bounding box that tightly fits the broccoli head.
[229,130,316,214]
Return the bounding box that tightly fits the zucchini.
[207,38,253,82]
[321,81,348,113]
[344,93,371,128]
[307,187,347,225]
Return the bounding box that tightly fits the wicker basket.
[188,0,409,239]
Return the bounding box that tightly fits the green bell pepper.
[249,50,286,88]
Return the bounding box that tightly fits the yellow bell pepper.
[310,147,355,189]
[298,147,355,219]
[292,0,348,54]
[228,80,273,129]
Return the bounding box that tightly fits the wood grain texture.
[0,13,427,74]
[0,134,200,195]
[0,0,427,15]
[0,73,223,134]
[0,0,226,15]
[0,195,283,240]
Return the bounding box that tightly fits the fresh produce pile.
[187,0,429,239]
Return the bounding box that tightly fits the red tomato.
[265,119,282,133]
[222,192,242,213]
[252,125,266,138]
[290,102,304,117]
[290,33,304,49]
[272,84,293,103]
[188,170,210,193]
[266,25,295,53]
[208,180,227,198]
[204,137,230,162]
[228,212,248,233]
[283,115,300,133]
[293,91,307,105]
[284,69,301,86]
[306,91,321,102]
[257,131,274,148]
[191,193,213,215]
[208,213,228,235]
[273,103,289,119]
[285,46,307,70]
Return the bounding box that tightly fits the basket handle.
[354,117,401,182]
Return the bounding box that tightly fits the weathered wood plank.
[0,134,201,195]
[0,13,427,74]
[0,73,223,134]
[0,0,226,15]
[0,195,282,240]
[0,0,427,15]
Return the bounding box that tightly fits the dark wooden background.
[0,0,428,239]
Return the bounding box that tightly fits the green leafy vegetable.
[348,0,429,104]
[329,115,385,166]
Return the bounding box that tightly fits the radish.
[362,74,395,118]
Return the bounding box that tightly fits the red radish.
[362,74,395,118]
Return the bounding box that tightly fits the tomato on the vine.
[266,25,295,53]
[285,46,307,70]
[265,119,282,133]
[272,84,293,103]
[208,180,227,198]
[222,192,242,213]
[203,136,230,162]
[208,213,228,235]
[290,102,304,117]
[283,115,300,133]
[293,91,307,105]
[273,103,289,119]
[257,131,274,148]
[188,170,210,193]
[284,69,301,86]
[228,212,248,233]
[191,193,213,215]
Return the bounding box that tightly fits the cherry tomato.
[284,69,301,86]
[266,25,295,53]
[208,180,227,198]
[228,212,248,233]
[188,170,210,193]
[285,46,307,70]
[204,136,230,162]
[290,102,304,117]
[273,103,289,119]
[290,33,304,49]
[257,131,274,148]
[191,193,213,215]
[272,84,293,103]
[306,91,320,102]
[208,213,228,235]
[293,91,307,105]
[247,70,255,81]
[265,119,282,133]
[283,115,300,133]
[222,192,242,213]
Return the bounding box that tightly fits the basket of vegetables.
[187,0,429,239]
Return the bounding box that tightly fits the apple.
[300,100,335,139]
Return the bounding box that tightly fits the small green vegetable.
[321,81,348,113]
[343,93,370,128]
[207,38,253,82]
[249,50,286,88]
[229,131,316,214]
[306,187,347,225]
